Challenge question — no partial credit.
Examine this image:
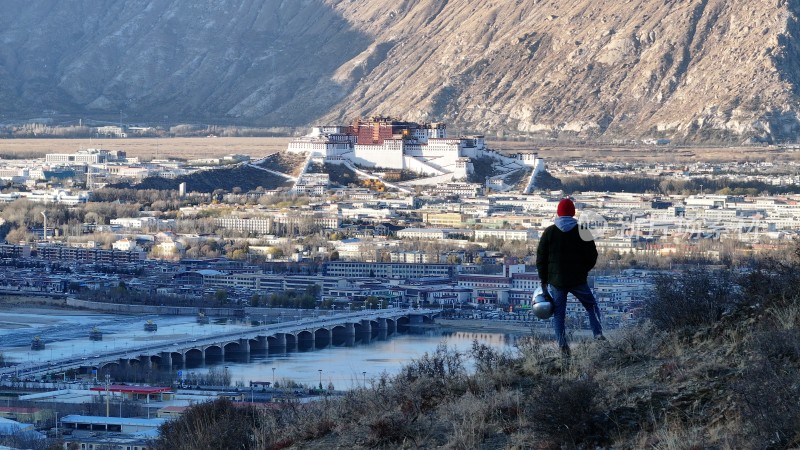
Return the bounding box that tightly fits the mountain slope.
[2,0,800,142]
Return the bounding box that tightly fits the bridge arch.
[122,357,140,368]
[185,348,204,367]
[314,327,331,349]
[99,361,121,373]
[353,321,366,335]
[170,351,185,369]
[284,333,297,352]
[205,345,224,363]
[249,337,267,353]
[147,355,162,367]
[223,341,248,362]
[385,318,397,334]
[331,324,355,347]
[297,330,314,351]
[396,316,411,332]
[223,341,243,353]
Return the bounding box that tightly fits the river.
[0,307,526,389]
[185,327,522,390]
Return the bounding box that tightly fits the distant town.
[1,117,799,447]
[0,118,796,333]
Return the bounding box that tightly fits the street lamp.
[362,371,366,386]
[318,369,322,390]
[272,367,275,386]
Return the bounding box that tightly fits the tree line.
[557,175,800,195]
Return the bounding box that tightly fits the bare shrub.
[734,360,800,448]
[439,392,491,449]
[751,328,800,362]
[737,255,800,312]
[470,340,520,389]
[730,327,800,449]
[644,269,738,331]
[524,376,609,448]
[366,411,414,447]
[0,432,59,450]
[397,343,466,384]
[155,398,259,450]
[592,322,665,369]
[486,389,524,435]
[766,304,800,331]
[635,418,712,450]
[250,398,339,448]
[518,333,560,376]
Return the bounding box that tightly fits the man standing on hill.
[536,198,605,356]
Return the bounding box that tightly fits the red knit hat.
[557,198,575,217]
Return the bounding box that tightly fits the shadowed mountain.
[3,0,800,143]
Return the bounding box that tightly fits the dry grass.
[1,137,795,164]
[0,137,291,160]
[489,141,800,163]
[767,304,800,330]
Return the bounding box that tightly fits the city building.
[474,228,538,241]
[321,261,457,279]
[44,148,125,165]
[286,117,543,181]
[215,209,340,236]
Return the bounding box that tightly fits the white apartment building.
[95,126,127,137]
[0,189,90,205]
[397,228,450,240]
[215,210,340,235]
[45,149,117,165]
[112,238,139,252]
[322,261,457,279]
[292,173,329,196]
[431,182,483,198]
[389,251,432,263]
[474,228,538,242]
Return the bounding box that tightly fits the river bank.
[435,318,604,340]
[435,318,540,335]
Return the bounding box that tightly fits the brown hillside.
[2,1,799,142]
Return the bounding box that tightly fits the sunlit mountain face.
[2,0,800,143]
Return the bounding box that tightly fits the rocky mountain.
[2,0,800,143]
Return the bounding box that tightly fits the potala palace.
[286,117,545,191]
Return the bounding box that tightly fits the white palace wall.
[403,155,447,176]
[352,141,405,169]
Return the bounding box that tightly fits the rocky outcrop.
[2,0,800,143]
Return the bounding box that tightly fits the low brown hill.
[125,164,293,193]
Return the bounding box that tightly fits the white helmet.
[532,289,553,320]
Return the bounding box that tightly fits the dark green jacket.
[536,223,598,288]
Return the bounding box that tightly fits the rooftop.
[61,415,167,427]
[89,385,172,395]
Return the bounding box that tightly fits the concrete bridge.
[3,309,440,380]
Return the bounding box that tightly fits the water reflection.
[184,326,519,390]
[0,310,520,390]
